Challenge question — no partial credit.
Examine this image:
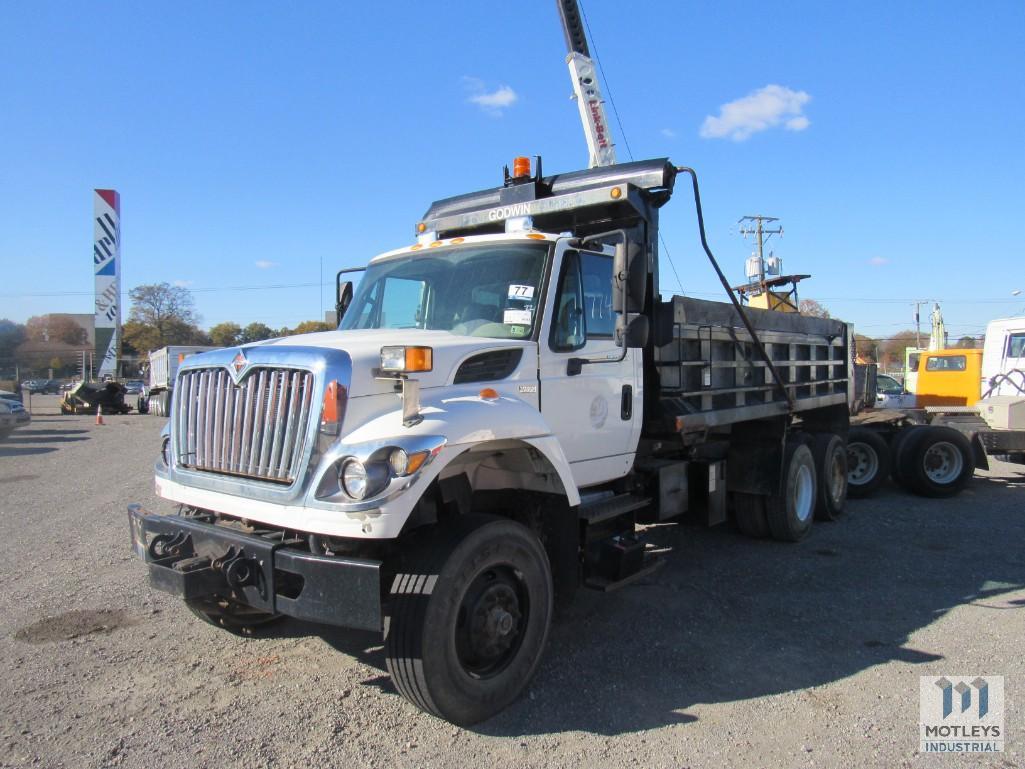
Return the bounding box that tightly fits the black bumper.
[128,504,382,632]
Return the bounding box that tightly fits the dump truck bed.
[651,296,850,433]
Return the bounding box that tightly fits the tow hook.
[214,547,261,592]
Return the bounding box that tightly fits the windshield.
[340,242,549,339]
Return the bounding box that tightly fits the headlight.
[388,447,431,476]
[341,460,368,500]
[389,448,408,475]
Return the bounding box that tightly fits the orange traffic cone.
[96,405,105,425]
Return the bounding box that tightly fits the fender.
[338,392,580,507]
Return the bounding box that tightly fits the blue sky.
[1,1,1023,342]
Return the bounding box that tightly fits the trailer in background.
[847,318,1025,498]
[138,346,218,416]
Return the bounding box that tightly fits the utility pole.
[738,215,782,285]
[911,300,929,349]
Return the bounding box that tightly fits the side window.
[925,355,966,371]
[1007,333,1025,358]
[381,278,425,328]
[550,251,585,352]
[352,280,381,328]
[580,252,614,338]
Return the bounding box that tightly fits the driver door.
[538,241,641,488]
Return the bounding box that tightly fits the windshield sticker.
[503,309,532,326]
[508,284,535,300]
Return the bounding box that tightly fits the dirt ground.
[1,396,1022,768]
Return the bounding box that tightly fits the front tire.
[385,516,553,725]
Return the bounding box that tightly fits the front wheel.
[385,516,553,725]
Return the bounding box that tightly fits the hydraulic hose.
[675,166,795,411]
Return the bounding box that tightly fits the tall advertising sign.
[93,189,121,378]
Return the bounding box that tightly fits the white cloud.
[660,128,677,138]
[700,84,811,142]
[255,260,278,270]
[868,256,889,266]
[172,279,193,288]
[463,76,518,116]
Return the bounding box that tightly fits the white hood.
[260,328,534,397]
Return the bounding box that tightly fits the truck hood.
[258,329,534,397]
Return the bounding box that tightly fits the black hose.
[675,166,795,411]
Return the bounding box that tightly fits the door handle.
[621,384,632,420]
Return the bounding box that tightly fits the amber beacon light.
[512,156,531,178]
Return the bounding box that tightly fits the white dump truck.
[128,155,854,724]
[139,345,218,416]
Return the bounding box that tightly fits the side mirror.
[616,313,649,349]
[612,242,646,313]
[336,281,353,324]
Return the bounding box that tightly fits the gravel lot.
[2,395,1023,768]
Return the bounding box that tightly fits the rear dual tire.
[846,427,890,498]
[735,438,818,542]
[895,426,974,497]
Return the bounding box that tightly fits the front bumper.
[128,504,382,632]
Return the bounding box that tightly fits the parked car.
[123,380,145,395]
[23,379,60,394]
[0,401,17,439]
[0,389,24,405]
[6,400,30,426]
[875,373,917,409]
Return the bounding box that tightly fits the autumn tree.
[25,314,88,345]
[126,283,207,350]
[879,330,919,370]
[854,334,880,363]
[798,299,831,318]
[240,322,276,344]
[209,322,242,347]
[291,320,334,335]
[955,336,978,349]
[0,319,26,361]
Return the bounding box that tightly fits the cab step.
[578,493,651,525]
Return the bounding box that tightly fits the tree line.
[122,283,333,354]
[0,282,334,377]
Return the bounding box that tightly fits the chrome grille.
[174,367,315,483]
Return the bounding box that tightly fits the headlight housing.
[341,460,368,500]
[380,345,433,373]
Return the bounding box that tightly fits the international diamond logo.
[229,351,248,383]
